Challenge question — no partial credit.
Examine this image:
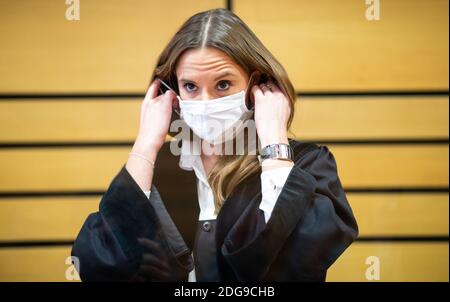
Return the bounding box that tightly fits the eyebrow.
[179,71,236,83]
[213,71,235,81]
[178,77,197,84]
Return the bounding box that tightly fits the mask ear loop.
[158,78,181,116]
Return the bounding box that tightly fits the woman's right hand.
[133,78,177,155]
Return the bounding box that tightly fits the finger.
[145,78,161,101]
[266,79,281,93]
[142,253,170,271]
[138,263,169,277]
[162,89,176,105]
[138,265,170,281]
[138,238,168,260]
[259,83,270,94]
[267,80,290,108]
[172,93,180,111]
[272,80,290,98]
[251,85,264,105]
[138,237,159,250]
[153,89,174,105]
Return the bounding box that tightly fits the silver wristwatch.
[258,143,294,163]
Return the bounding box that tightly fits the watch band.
[258,143,294,163]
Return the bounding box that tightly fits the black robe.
[71,139,358,281]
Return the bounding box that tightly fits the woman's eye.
[217,80,230,91]
[183,83,197,92]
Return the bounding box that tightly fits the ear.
[259,73,271,84]
[246,71,262,109]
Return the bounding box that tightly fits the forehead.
[176,47,245,79]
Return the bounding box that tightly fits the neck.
[200,141,221,176]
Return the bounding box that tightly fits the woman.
[71,8,358,282]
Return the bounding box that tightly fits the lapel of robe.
[152,141,199,251]
[214,166,262,280]
[214,139,307,249]
[213,139,318,280]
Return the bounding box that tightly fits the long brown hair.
[151,8,296,214]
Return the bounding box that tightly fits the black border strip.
[300,139,449,145]
[296,91,449,97]
[0,93,143,100]
[357,236,449,242]
[0,191,105,198]
[344,187,449,193]
[0,236,447,248]
[0,139,448,149]
[0,142,134,148]
[0,187,447,199]
[226,0,233,11]
[0,90,447,100]
[0,241,75,248]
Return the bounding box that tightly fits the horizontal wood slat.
[235,0,449,91]
[1,1,447,93]
[349,193,449,237]
[0,243,447,281]
[0,145,447,191]
[0,247,77,282]
[0,96,448,142]
[331,144,448,188]
[0,0,224,93]
[0,193,447,241]
[0,197,99,241]
[327,242,449,281]
[291,96,449,141]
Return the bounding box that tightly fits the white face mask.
[177,90,254,144]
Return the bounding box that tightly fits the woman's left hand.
[132,238,172,282]
[251,79,291,148]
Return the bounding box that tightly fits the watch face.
[260,144,293,160]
